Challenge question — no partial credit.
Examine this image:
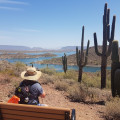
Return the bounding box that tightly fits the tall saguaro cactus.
[93,3,116,89]
[111,40,120,97]
[77,26,90,82]
[62,53,67,73]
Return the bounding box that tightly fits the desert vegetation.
[40,67,120,119]
[0,59,120,119]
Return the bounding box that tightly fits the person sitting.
[15,67,47,106]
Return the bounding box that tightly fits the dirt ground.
[0,75,106,120]
[41,84,106,120]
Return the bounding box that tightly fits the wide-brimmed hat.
[21,67,42,81]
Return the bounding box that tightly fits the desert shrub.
[0,61,26,77]
[87,87,101,102]
[54,80,69,91]
[0,75,12,84]
[67,83,88,102]
[82,72,101,88]
[64,79,76,85]
[63,70,78,80]
[40,74,56,84]
[55,70,78,81]
[0,69,15,76]
[105,97,120,120]
[13,62,26,77]
[87,87,111,103]
[81,70,111,89]
[40,67,56,75]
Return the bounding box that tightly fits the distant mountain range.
[0,45,43,51]
[0,45,86,51]
[59,46,87,51]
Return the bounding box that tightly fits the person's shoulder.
[33,82,41,87]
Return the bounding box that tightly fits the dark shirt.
[19,80,43,105]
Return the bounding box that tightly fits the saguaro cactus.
[111,40,120,97]
[93,3,116,89]
[62,53,67,73]
[77,26,90,82]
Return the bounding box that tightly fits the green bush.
[82,72,101,88]
[40,67,56,75]
[55,70,78,81]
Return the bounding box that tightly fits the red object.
[8,95,20,104]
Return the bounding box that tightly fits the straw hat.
[21,67,42,81]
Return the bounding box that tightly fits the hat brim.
[21,71,42,81]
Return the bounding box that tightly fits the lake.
[5,51,111,72]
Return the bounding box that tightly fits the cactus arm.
[106,42,112,57]
[106,16,116,57]
[82,40,90,67]
[94,33,102,56]
[110,15,116,42]
[80,26,84,64]
[107,9,110,25]
[107,25,110,42]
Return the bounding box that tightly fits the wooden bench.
[0,102,76,120]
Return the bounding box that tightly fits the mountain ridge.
[0,45,86,51]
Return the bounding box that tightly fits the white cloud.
[0,35,13,40]
[0,0,28,5]
[0,6,22,10]
[20,29,41,33]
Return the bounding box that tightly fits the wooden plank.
[3,119,16,120]
[2,114,62,120]
[0,103,70,115]
[1,109,65,119]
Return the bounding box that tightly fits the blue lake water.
[5,51,111,72]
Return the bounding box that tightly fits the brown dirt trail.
[41,84,105,120]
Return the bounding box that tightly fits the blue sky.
[0,0,120,49]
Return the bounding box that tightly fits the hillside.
[38,46,113,66]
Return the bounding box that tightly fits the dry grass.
[1,62,120,120]
[54,80,69,91]
[67,83,88,102]
[105,97,120,120]
[40,68,112,103]
[40,67,56,75]
[0,61,26,77]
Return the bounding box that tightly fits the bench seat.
[0,102,75,120]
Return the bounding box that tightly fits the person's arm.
[40,91,46,98]
[37,83,46,98]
